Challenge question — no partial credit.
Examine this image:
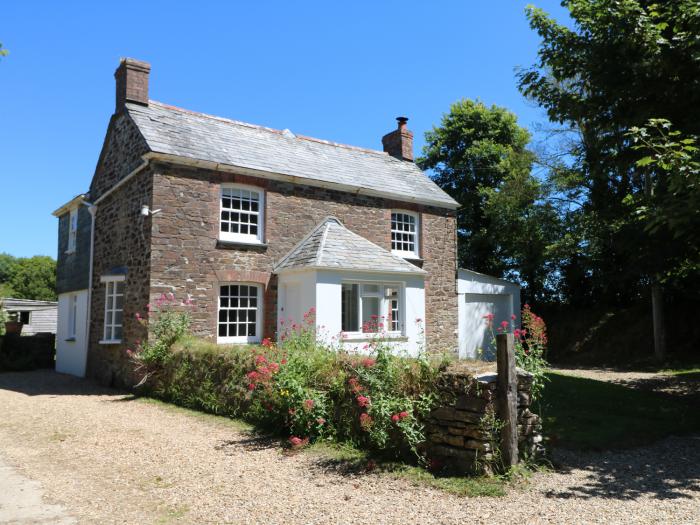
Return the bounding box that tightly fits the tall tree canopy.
[517,0,700,305]
[0,254,56,301]
[418,99,559,302]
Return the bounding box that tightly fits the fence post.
[496,332,518,467]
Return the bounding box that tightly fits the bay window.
[220,185,264,244]
[341,282,403,335]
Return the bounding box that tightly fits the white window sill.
[218,234,264,245]
[391,251,421,260]
[341,333,407,343]
[218,337,261,345]
[99,339,122,345]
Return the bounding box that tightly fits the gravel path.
[0,370,698,524]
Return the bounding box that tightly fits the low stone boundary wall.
[426,363,543,474]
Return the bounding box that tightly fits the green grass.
[540,372,700,450]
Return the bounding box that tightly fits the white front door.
[55,290,89,377]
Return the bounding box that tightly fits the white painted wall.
[457,269,521,360]
[277,269,426,356]
[56,290,89,377]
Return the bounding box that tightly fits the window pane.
[114,326,123,340]
[218,283,260,340]
[341,283,359,332]
[114,310,123,326]
[115,282,124,295]
[362,297,380,332]
[362,284,380,295]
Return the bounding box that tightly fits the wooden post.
[496,332,518,467]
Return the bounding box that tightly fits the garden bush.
[128,296,448,462]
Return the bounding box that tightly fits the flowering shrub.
[132,306,444,463]
[127,292,194,385]
[484,304,549,400]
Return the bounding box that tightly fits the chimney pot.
[114,57,151,113]
[382,116,414,162]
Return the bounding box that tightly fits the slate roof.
[127,101,459,209]
[274,217,426,274]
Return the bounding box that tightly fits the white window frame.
[100,275,125,344]
[219,184,265,244]
[67,293,78,339]
[341,281,405,337]
[391,210,420,259]
[217,282,263,344]
[66,208,78,254]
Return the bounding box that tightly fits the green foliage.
[0,300,7,336]
[518,0,700,305]
[0,253,56,301]
[417,99,560,302]
[132,308,445,463]
[0,42,7,58]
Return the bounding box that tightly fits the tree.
[0,42,8,59]
[0,254,56,301]
[518,0,700,358]
[418,99,560,301]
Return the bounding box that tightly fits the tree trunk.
[651,282,666,362]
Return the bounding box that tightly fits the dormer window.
[220,184,264,244]
[391,211,419,259]
[67,208,78,253]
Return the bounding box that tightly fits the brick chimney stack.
[382,116,414,161]
[114,58,151,112]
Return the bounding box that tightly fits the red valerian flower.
[304,399,315,410]
[288,436,304,448]
[246,370,260,381]
[360,357,376,368]
[281,358,288,365]
[348,377,363,393]
[255,354,267,365]
[268,362,280,373]
[261,337,272,348]
[356,395,370,408]
[316,418,326,425]
[391,414,400,423]
[135,312,142,321]
[399,411,409,420]
[482,313,495,321]
[247,383,255,391]
[511,314,517,320]
[359,413,373,430]
[500,320,509,329]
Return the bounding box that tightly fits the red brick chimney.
[114,58,151,112]
[382,117,413,161]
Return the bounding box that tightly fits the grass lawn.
[539,371,700,450]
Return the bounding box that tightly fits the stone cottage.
[53,58,466,385]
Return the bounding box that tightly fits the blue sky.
[0,1,571,258]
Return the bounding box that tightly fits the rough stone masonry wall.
[149,164,458,354]
[426,364,543,474]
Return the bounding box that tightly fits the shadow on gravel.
[215,435,281,454]
[0,369,123,397]
[546,435,700,501]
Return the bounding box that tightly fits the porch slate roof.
[126,101,459,209]
[273,217,426,275]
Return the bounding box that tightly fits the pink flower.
[483,313,495,321]
[261,337,272,348]
[511,314,516,320]
[281,358,288,365]
[360,357,376,368]
[167,292,175,301]
[359,413,373,430]
[500,320,509,329]
[288,436,303,448]
[246,370,259,380]
[135,312,142,321]
[356,395,370,408]
[514,328,521,338]
[304,399,315,410]
[247,383,255,391]
[391,414,400,423]
[255,354,267,365]
[399,411,409,420]
[146,303,152,312]
[268,362,280,373]
[316,418,326,425]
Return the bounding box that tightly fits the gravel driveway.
[0,370,698,524]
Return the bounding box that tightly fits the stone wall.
[87,168,153,387]
[426,363,543,474]
[149,163,458,354]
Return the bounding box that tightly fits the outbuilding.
[457,269,521,360]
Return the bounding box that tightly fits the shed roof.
[274,217,426,275]
[127,101,459,209]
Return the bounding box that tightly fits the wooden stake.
[496,332,518,467]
